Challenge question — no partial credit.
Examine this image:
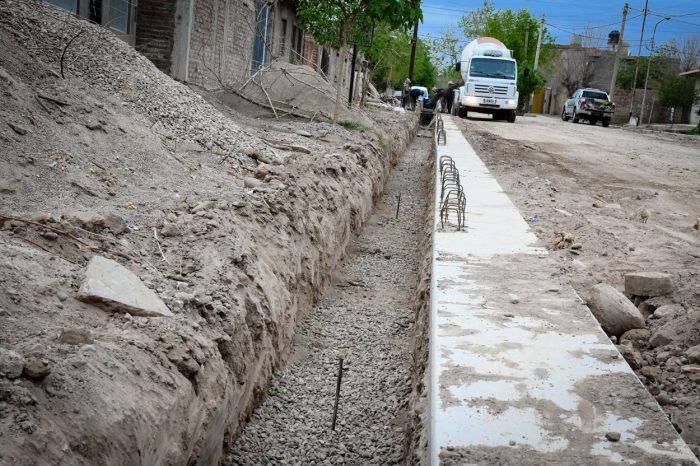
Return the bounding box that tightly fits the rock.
[58,328,94,345]
[0,348,25,379]
[655,393,673,406]
[570,243,582,250]
[41,231,59,240]
[296,130,312,137]
[508,294,519,304]
[63,211,107,232]
[624,272,674,297]
[7,122,29,135]
[644,401,660,412]
[572,259,587,272]
[685,345,700,364]
[244,177,263,189]
[56,291,68,302]
[191,200,216,213]
[605,432,621,442]
[103,213,127,234]
[619,328,651,348]
[77,255,173,317]
[617,344,644,369]
[588,284,645,336]
[652,304,681,320]
[649,325,677,348]
[160,223,181,237]
[22,358,51,380]
[254,164,269,180]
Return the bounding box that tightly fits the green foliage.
[458,0,556,98]
[616,53,678,90]
[658,76,697,109]
[297,0,422,49]
[517,68,544,111]
[365,27,437,90]
[339,121,372,131]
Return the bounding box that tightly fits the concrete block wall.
[135,0,177,74]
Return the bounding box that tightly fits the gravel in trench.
[227,132,431,465]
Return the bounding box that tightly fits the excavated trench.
[226,130,435,465]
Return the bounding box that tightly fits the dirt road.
[462,113,700,457]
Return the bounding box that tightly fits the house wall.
[186,0,256,89]
[692,80,700,125]
[135,0,177,74]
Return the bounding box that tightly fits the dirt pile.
[237,61,374,127]
[464,119,700,459]
[0,2,416,465]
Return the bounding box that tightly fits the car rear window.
[582,91,609,100]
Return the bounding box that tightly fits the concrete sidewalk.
[428,116,698,465]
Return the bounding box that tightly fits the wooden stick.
[152,227,170,265]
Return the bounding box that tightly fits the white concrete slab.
[428,116,698,465]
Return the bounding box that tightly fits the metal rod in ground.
[331,357,344,431]
[395,193,401,219]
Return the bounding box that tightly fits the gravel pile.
[1,0,264,158]
[227,134,431,465]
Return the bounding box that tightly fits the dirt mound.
[0,1,417,465]
[237,61,374,127]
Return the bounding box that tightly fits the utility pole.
[609,3,628,102]
[629,0,649,124]
[528,14,545,113]
[408,18,419,81]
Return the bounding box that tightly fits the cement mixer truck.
[452,37,518,122]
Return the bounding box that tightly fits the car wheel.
[602,118,610,127]
[561,107,570,121]
[589,118,597,125]
[572,110,579,123]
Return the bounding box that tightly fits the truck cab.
[452,37,519,122]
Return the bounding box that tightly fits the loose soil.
[0,2,417,465]
[227,131,431,465]
[462,113,700,459]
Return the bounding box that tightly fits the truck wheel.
[589,118,598,125]
[458,106,467,118]
[572,110,579,123]
[507,111,516,123]
[561,108,570,121]
[602,118,610,127]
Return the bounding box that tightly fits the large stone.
[0,348,25,379]
[649,325,677,349]
[617,344,644,369]
[77,256,173,317]
[620,328,651,348]
[685,345,700,364]
[588,284,645,336]
[624,272,674,297]
[652,304,682,320]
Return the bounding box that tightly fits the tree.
[365,27,436,91]
[658,75,696,120]
[297,0,421,122]
[554,46,596,97]
[424,28,460,75]
[458,0,496,40]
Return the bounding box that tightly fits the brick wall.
[188,0,256,89]
[135,0,177,73]
[302,38,318,70]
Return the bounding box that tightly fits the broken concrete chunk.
[244,177,263,189]
[23,357,51,380]
[624,272,674,297]
[0,348,25,379]
[619,328,651,348]
[588,284,645,337]
[649,325,676,348]
[77,255,173,317]
[103,213,127,234]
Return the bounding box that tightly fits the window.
[45,0,78,14]
[320,47,329,76]
[290,25,303,63]
[581,90,609,100]
[108,0,129,32]
[468,58,516,80]
[279,19,287,56]
[251,0,271,73]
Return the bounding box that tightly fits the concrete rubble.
[77,255,173,317]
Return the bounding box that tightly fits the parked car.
[562,88,615,127]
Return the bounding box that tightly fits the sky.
[420,0,700,55]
